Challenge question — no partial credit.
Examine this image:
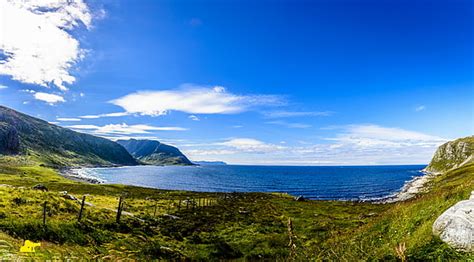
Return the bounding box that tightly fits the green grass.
[0,156,472,260]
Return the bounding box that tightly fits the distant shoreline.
[60,165,434,203]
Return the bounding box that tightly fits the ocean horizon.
[74,164,426,201]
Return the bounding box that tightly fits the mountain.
[193,161,227,166]
[0,106,137,167]
[424,136,474,173]
[117,139,193,166]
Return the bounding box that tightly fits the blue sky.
[0,0,472,165]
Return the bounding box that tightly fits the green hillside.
[0,109,471,260]
[0,106,137,167]
[0,152,471,260]
[117,139,193,166]
[425,136,474,173]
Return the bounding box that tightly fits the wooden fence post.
[42,201,47,226]
[178,199,181,210]
[153,202,158,217]
[78,195,86,222]
[116,196,123,223]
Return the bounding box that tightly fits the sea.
[75,164,426,201]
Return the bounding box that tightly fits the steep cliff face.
[0,106,138,167]
[117,139,193,166]
[424,136,474,173]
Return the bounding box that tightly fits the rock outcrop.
[117,139,193,166]
[424,136,474,173]
[433,191,474,252]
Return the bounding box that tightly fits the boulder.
[432,191,474,252]
[295,195,306,201]
[32,184,48,192]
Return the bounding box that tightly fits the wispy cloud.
[56,117,81,122]
[218,138,286,153]
[182,124,446,165]
[67,123,187,136]
[79,112,130,119]
[0,0,96,90]
[0,85,8,89]
[34,92,65,105]
[415,105,426,112]
[263,110,332,118]
[110,85,284,117]
[189,115,200,121]
[327,124,445,147]
[266,120,311,129]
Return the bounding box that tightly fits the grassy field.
[0,156,472,260]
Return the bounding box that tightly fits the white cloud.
[34,92,65,104]
[0,85,7,89]
[56,117,81,122]
[328,124,445,147]
[67,123,187,136]
[80,112,130,119]
[184,149,237,156]
[266,120,311,129]
[219,138,285,153]
[180,124,447,165]
[189,115,200,121]
[415,105,426,112]
[110,85,284,117]
[0,0,94,90]
[263,110,333,118]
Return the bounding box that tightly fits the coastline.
[60,166,437,204]
[60,167,105,184]
[380,169,441,203]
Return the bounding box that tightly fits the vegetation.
[0,106,137,167]
[425,136,474,173]
[0,155,471,260]
[0,107,472,259]
[117,139,193,166]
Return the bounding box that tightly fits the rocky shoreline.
[380,169,440,203]
[60,168,105,184]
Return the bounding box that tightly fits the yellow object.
[19,240,41,253]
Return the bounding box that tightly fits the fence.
[36,192,229,225]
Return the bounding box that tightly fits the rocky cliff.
[424,136,474,173]
[0,106,138,167]
[117,139,193,166]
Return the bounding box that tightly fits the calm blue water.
[78,165,426,201]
